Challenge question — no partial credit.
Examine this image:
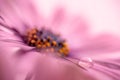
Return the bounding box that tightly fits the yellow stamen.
[42,45,46,48]
[62,42,68,47]
[58,47,69,56]
[36,40,41,44]
[31,40,36,43]
[37,44,41,48]
[58,49,63,53]
[33,35,37,38]
[46,42,50,47]
[52,41,57,46]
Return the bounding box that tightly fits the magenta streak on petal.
[0,0,45,35]
[0,20,26,45]
[0,17,36,54]
[91,60,120,80]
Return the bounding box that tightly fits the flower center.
[25,28,69,56]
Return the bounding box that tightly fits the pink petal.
[0,52,14,80]
[0,41,40,80]
[33,54,96,80]
[0,41,96,80]
[33,0,120,80]
[1,0,120,80]
[0,0,45,35]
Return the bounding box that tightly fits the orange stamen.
[31,40,36,43]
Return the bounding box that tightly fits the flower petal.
[33,54,96,80]
[0,41,40,80]
[0,51,14,80]
[0,0,44,35]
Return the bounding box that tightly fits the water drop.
[63,56,94,70]
[78,57,94,68]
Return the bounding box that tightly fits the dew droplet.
[63,56,94,70]
[78,57,94,68]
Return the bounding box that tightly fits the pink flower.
[0,0,120,80]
